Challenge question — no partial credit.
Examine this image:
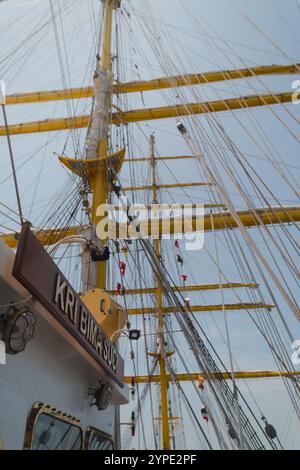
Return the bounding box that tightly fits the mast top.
[101,0,121,9]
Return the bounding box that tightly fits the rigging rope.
[1,104,23,226]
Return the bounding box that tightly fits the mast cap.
[101,0,121,9]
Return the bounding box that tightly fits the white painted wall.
[0,240,128,450]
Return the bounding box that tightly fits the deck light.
[3,308,35,355]
[129,330,141,341]
[89,382,113,411]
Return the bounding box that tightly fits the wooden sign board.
[12,224,124,387]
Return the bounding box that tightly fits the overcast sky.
[0,0,300,450]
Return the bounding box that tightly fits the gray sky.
[0,0,300,450]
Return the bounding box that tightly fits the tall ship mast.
[0,0,300,451]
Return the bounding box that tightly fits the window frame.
[23,402,84,450]
[84,426,114,450]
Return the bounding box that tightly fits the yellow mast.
[3,205,300,249]
[125,370,300,384]
[88,0,120,289]
[1,91,296,136]
[5,62,300,105]
[150,133,171,450]
[0,0,299,449]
